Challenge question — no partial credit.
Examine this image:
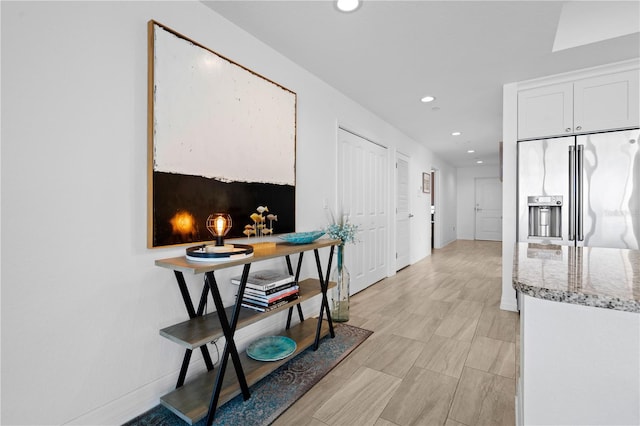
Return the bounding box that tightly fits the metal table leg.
[313,246,336,349]
[205,265,252,425]
[285,254,305,329]
[173,271,214,388]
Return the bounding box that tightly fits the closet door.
[338,128,389,294]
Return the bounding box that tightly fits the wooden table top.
[155,238,341,274]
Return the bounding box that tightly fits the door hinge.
[396,253,398,258]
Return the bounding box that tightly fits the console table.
[155,239,339,425]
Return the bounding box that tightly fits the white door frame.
[395,152,410,270]
[431,167,441,249]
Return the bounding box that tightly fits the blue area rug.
[125,323,372,426]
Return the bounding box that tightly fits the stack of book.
[231,269,299,312]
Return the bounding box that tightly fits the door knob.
[576,125,582,131]
[409,214,414,218]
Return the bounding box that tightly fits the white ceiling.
[203,1,640,168]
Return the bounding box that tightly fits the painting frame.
[422,172,431,194]
[147,20,297,248]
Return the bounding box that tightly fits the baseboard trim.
[500,299,519,312]
[515,378,523,426]
[64,362,208,425]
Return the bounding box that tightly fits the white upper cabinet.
[518,69,639,140]
[518,82,573,140]
[573,70,639,134]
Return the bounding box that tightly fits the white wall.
[456,165,501,240]
[1,2,450,424]
[501,82,519,311]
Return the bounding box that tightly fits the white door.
[396,154,410,271]
[474,177,502,241]
[338,128,389,294]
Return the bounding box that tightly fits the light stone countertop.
[512,243,640,313]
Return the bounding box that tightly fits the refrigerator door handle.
[568,145,576,241]
[577,144,584,241]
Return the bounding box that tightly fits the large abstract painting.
[148,21,297,248]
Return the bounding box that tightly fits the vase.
[331,244,350,322]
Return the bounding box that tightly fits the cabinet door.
[518,82,573,140]
[573,70,639,133]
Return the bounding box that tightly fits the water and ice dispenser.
[527,196,562,238]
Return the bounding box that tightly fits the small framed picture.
[422,172,430,194]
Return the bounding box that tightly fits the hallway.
[275,240,518,426]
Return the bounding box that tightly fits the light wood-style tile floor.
[274,240,519,426]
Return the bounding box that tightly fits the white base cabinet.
[517,294,640,426]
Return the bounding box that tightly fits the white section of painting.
[153,25,296,185]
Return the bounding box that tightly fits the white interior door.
[474,177,502,241]
[338,128,389,294]
[396,154,410,271]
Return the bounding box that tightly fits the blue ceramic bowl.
[278,230,325,244]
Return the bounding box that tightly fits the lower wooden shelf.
[160,319,331,424]
[159,279,334,350]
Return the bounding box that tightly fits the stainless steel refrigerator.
[518,128,640,249]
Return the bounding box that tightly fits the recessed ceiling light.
[451,131,461,136]
[467,149,475,153]
[336,0,361,12]
[476,160,484,164]
[421,95,435,103]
